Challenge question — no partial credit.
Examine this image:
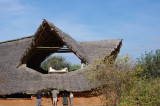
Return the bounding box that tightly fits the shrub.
[86,55,142,105]
[87,50,160,105]
[121,78,160,105]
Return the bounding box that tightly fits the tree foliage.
[121,78,160,105]
[87,50,160,105]
[69,64,81,72]
[137,49,160,79]
[86,55,142,105]
[41,56,81,72]
[41,56,71,71]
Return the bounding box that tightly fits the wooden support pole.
[81,61,84,69]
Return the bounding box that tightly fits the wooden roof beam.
[36,47,70,50]
[36,47,64,49]
[54,51,72,53]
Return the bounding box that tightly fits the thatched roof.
[0,20,122,95]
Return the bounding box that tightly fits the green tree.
[41,56,71,71]
[69,64,81,72]
[137,49,160,79]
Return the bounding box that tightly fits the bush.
[86,55,142,105]
[121,78,160,105]
[87,50,160,105]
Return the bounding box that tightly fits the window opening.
[40,52,83,74]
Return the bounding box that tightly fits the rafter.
[36,46,70,51]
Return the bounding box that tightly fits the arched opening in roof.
[40,52,83,74]
[25,44,85,74]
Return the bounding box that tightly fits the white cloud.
[0,0,14,3]
[152,37,160,42]
[0,0,37,41]
[7,2,23,11]
[122,44,160,53]
[0,0,31,13]
[53,20,101,41]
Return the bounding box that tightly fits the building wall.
[0,92,106,106]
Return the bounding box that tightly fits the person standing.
[35,90,42,106]
[70,92,74,106]
[51,89,59,106]
[63,91,68,106]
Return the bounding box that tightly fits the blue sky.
[0,0,160,64]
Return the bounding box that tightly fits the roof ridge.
[78,39,122,43]
[0,35,33,44]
